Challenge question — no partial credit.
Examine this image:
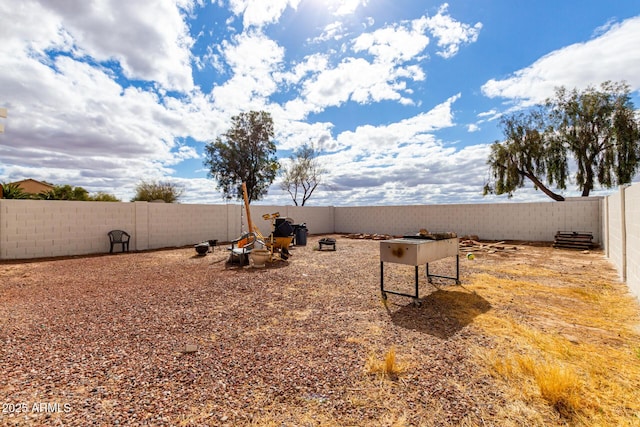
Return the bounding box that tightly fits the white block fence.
[0,184,638,300]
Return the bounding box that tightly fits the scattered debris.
[342,232,521,255]
[343,233,394,240]
[408,230,457,240]
[459,239,519,254]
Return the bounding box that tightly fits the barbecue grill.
[380,235,460,306]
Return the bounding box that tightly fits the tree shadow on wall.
[389,289,492,340]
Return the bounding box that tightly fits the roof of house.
[10,179,55,192]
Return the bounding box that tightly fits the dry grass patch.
[365,347,406,379]
[465,249,640,425]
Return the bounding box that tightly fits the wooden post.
[241,182,253,233]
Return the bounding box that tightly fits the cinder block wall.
[621,185,640,298]
[0,200,135,259]
[146,203,230,249]
[2,189,639,303]
[605,191,625,280]
[0,200,337,260]
[334,198,602,242]
[241,205,335,237]
[0,198,603,260]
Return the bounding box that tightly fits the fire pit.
[380,234,460,306]
[194,242,209,255]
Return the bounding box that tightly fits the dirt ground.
[1,235,639,426]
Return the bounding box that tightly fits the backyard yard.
[1,235,639,426]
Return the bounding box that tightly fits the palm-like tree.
[1,182,30,199]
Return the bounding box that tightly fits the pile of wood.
[553,231,595,250]
[410,230,458,240]
[459,238,519,254]
[343,233,394,240]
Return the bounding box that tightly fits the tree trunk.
[522,171,565,201]
[581,170,594,197]
[578,153,596,197]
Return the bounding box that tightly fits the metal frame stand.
[426,255,461,285]
[380,255,460,307]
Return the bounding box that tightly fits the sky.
[1,0,639,206]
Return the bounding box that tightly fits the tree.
[90,192,120,202]
[1,182,30,199]
[484,108,567,201]
[280,143,326,206]
[203,111,279,203]
[131,180,184,203]
[39,185,90,201]
[484,81,640,201]
[548,81,640,197]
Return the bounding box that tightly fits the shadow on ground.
[389,288,492,339]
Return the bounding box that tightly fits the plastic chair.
[108,230,131,253]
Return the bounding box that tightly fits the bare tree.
[280,143,325,206]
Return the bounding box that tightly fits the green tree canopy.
[280,143,326,206]
[549,81,640,196]
[484,108,568,201]
[203,111,279,203]
[39,185,90,201]
[90,192,120,202]
[131,180,184,203]
[484,81,640,201]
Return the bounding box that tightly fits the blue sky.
[0,0,639,205]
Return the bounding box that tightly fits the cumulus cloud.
[418,3,482,59]
[276,8,478,120]
[211,31,285,110]
[228,0,301,28]
[312,21,348,43]
[352,23,430,63]
[481,16,640,106]
[276,92,512,206]
[332,0,368,16]
[7,0,196,92]
[0,0,228,201]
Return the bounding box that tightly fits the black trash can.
[295,223,308,246]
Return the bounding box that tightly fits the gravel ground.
[0,235,627,426]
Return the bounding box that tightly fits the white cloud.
[228,0,301,28]
[282,8,478,118]
[4,0,625,207]
[3,0,197,92]
[312,21,347,43]
[352,23,430,63]
[418,3,482,59]
[0,0,229,202]
[333,0,368,16]
[211,32,285,111]
[276,53,330,87]
[329,93,460,155]
[300,58,413,109]
[482,16,640,106]
[274,120,335,151]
